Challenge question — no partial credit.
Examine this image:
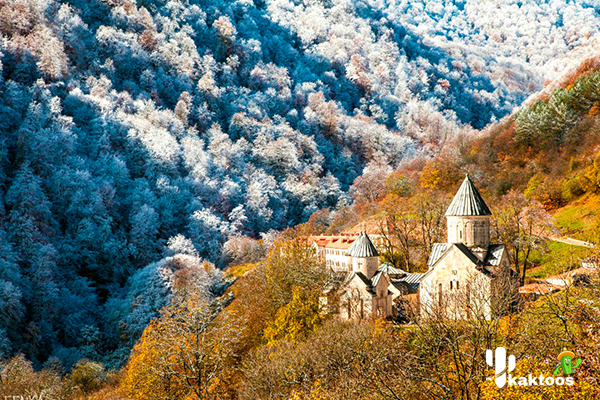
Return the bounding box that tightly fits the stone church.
[316,232,394,320]
[420,174,517,319]
[313,174,516,321]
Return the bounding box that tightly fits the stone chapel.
[419,174,517,319]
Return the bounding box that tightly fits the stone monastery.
[313,174,517,320]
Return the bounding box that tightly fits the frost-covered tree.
[0,0,598,369]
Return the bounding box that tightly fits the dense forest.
[0,0,599,378]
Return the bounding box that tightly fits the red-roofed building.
[312,233,393,320]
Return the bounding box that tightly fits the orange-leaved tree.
[121,297,240,400]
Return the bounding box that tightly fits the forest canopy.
[0,0,598,370]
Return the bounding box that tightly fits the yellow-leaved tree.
[121,297,240,400]
[264,287,324,344]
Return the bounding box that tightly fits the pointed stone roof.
[346,232,379,258]
[445,174,492,216]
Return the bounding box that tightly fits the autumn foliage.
[263,287,324,343]
[121,298,239,400]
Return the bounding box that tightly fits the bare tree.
[494,190,554,285]
[349,166,390,204]
[413,192,448,257]
[221,235,266,266]
[239,320,414,400]
[377,196,418,271]
[156,300,239,399]
[376,218,404,269]
[413,270,520,400]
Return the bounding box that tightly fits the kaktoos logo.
[486,347,515,388]
[486,347,580,388]
[554,349,582,376]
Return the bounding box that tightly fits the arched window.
[465,221,473,244]
[360,299,364,319]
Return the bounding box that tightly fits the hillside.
[313,57,600,285]
[1,0,600,379]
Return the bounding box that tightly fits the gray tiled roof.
[354,272,376,294]
[399,272,424,291]
[377,262,406,275]
[401,272,425,286]
[377,262,424,293]
[322,271,352,293]
[371,270,384,287]
[445,174,492,216]
[347,232,379,258]
[454,243,482,264]
[427,243,451,266]
[390,272,424,294]
[428,243,506,268]
[346,236,358,254]
[483,244,505,266]
[455,243,507,268]
[366,272,393,295]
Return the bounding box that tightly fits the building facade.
[316,232,394,320]
[420,174,517,320]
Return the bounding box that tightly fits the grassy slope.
[552,193,600,242]
[522,194,598,280]
[527,241,594,280]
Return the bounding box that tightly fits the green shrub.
[68,359,107,394]
[562,177,585,200]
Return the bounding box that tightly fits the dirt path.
[546,235,595,248]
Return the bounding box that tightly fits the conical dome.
[445,174,491,216]
[347,232,378,257]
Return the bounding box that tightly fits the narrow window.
[450,281,453,290]
[439,283,443,306]
[466,283,471,318]
[456,281,460,290]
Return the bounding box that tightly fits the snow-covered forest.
[0,0,598,368]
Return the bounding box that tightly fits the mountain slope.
[0,0,599,367]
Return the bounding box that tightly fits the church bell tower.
[445,174,492,248]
